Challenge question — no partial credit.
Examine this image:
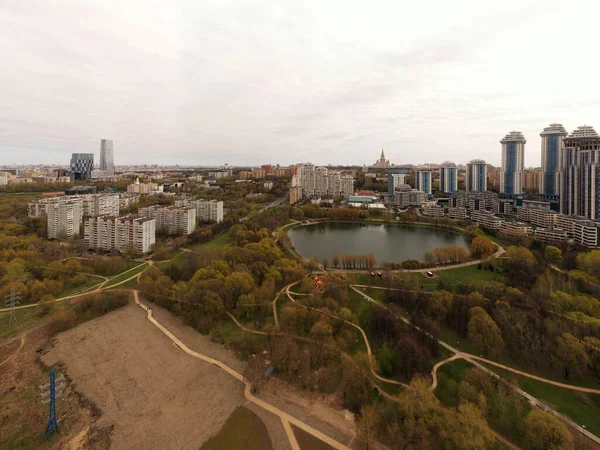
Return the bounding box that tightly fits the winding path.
[133,290,349,450]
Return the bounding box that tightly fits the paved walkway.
[352,286,600,445]
[133,290,349,450]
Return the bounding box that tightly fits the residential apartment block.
[47,198,83,239]
[84,215,155,255]
[139,205,197,235]
[174,198,224,223]
[290,163,354,202]
[394,185,427,208]
[448,207,468,220]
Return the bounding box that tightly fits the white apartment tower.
[293,163,354,199]
[47,198,83,239]
[439,161,458,194]
[84,215,155,255]
[139,206,197,235]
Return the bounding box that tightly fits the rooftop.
[565,125,600,140]
[500,131,527,144]
[540,123,568,136]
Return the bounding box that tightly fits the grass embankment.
[435,264,504,286]
[481,363,600,439]
[291,425,335,450]
[0,302,72,339]
[200,406,274,450]
[187,231,230,252]
[103,263,148,288]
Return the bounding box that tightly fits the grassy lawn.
[435,264,504,286]
[482,363,600,439]
[346,289,374,339]
[0,302,72,339]
[200,406,274,450]
[109,276,139,290]
[187,231,230,252]
[57,275,103,298]
[103,263,148,288]
[292,424,335,450]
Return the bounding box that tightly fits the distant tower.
[500,131,526,195]
[388,169,408,197]
[415,166,432,195]
[466,159,488,192]
[69,153,94,180]
[539,124,567,197]
[439,161,457,194]
[100,139,115,174]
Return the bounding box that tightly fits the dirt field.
[41,302,253,450]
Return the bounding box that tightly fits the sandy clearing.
[42,303,244,450]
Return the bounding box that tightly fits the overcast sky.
[1,0,599,167]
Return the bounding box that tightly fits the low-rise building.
[263,181,274,190]
[499,221,532,237]
[448,207,468,220]
[471,210,503,230]
[395,185,427,208]
[84,215,155,255]
[534,227,568,244]
[516,206,559,228]
[422,205,445,217]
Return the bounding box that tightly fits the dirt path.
[430,354,461,390]
[0,335,25,368]
[133,291,350,450]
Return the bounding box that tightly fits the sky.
[1,0,599,167]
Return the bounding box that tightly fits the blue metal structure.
[45,371,60,440]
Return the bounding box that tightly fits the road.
[240,193,288,222]
[133,290,350,450]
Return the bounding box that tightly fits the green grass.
[291,424,335,450]
[346,289,374,338]
[57,276,103,298]
[0,302,72,339]
[110,276,139,290]
[200,406,274,450]
[482,363,600,439]
[103,263,148,288]
[435,264,504,286]
[187,231,230,252]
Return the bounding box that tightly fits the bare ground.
[41,301,293,450]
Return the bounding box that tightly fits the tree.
[356,405,379,450]
[467,307,504,357]
[423,251,435,266]
[470,236,496,259]
[244,353,267,393]
[504,246,538,289]
[523,409,573,450]
[576,249,600,278]
[552,332,590,380]
[321,257,328,270]
[332,252,340,269]
[544,246,563,265]
[342,352,374,412]
[439,401,494,450]
[307,257,320,274]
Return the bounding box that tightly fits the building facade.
[439,161,457,194]
[372,150,390,169]
[292,163,354,200]
[69,153,94,180]
[560,125,600,220]
[540,124,567,197]
[84,215,155,255]
[465,159,487,192]
[522,168,541,192]
[500,131,526,195]
[394,185,427,208]
[139,206,196,235]
[47,198,83,239]
[387,169,408,198]
[415,167,432,195]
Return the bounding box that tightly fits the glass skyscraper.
[466,159,487,192]
[69,153,94,180]
[439,161,457,194]
[500,131,526,195]
[540,124,567,197]
[415,167,432,195]
[100,139,115,175]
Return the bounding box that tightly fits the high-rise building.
[84,215,155,255]
[69,153,94,180]
[415,167,432,195]
[394,184,427,208]
[388,169,408,197]
[292,163,353,200]
[439,162,457,194]
[500,131,526,195]
[139,206,196,235]
[372,149,390,169]
[522,168,541,192]
[466,159,487,192]
[540,124,567,197]
[100,139,115,174]
[47,198,83,239]
[560,125,600,220]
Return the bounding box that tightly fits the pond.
[288,222,470,264]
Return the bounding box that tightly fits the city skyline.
[2,1,600,166]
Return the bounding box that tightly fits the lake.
[288,222,470,264]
